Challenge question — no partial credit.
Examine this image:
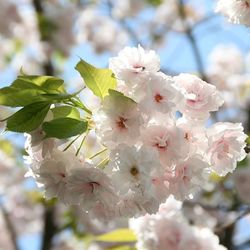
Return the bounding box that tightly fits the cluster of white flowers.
[153,0,203,32]
[111,0,144,19]
[207,44,250,108]
[130,196,226,250]
[216,0,250,26]
[25,46,247,219]
[76,8,128,54]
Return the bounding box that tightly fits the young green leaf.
[6,102,51,132]
[51,106,80,119]
[42,117,88,139]
[95,229,137,243]
[0,87,47,107]
[108,89,136,103]
[16,75,65,93]
[75,60,117,99]
[0,87,79,107]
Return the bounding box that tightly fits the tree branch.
[178,0,208,82]
[32,1,57,250]
[0,204,19,250]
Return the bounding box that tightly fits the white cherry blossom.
[216,0,250,26]
[139,73,179,116]
[108,144,164,214]
[206,122,247,176]
[141,124,189,167]
[166,156,210,200]
[109,45,160,85]
[66,164,118,212]
[33,149,82,202]
[94,93,142,147]
[174,73,224,120]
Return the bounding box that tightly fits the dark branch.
[0,204,19,250]
[32,1,57,250]
[178,0,208,82]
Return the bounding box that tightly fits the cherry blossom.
[216,0,250,26]
[206,122,247,176]
[94,92,142,147]
[174,73,224,121]
[109,45,160,85]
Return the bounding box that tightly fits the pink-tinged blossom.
[166,156,210,200]
[216,0,250,26]
[111,0,144,19]
[180,227,227,250]
[130,197,226,250]
[174,73,224,120]
[109,45,160,85]
[207,122,247,176]
[141,125,189,167]
[139,73,179,116]
[66,164,118,212]
[177,118,208,156]
[108,144,164,215]
[25,128,56,162]
[76,8,128,53]
[208,44,244,80]
[94,93,142,147]
[33,149,82,202]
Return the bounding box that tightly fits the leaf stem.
[62,134,81,152]
[97,157,109,169]
[89,148,107,159]
[75,133,88,156]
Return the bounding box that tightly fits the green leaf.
[16,75,65,93]
[108,89,136,103]
[51,106,80,119]
[75,60,117,99]
[146,0,163,6]
[95,229,137,243]
[42,117,88,139]
[107,246,136,250]
[6,102,51,132]
[0,87,77,107]
[0,140,14,156]
[0,87,47,107]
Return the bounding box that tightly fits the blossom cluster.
[130,196,226,250]
[216,0,250,26]
[207,44,250,109]
[25,46,247,219]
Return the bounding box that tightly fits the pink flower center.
[153,135,170,151]
[184,132,190,141]
[155,141,168,150]
[116,117,127,129]
[243,1,250,8]
[58,172,66,178]
[154,93,164,103]
[133,64,145,71]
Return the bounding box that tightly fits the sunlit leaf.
[75,60,116,99]
[108,89,136,103]
[51,106,80,119]
[95,229,137,243]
